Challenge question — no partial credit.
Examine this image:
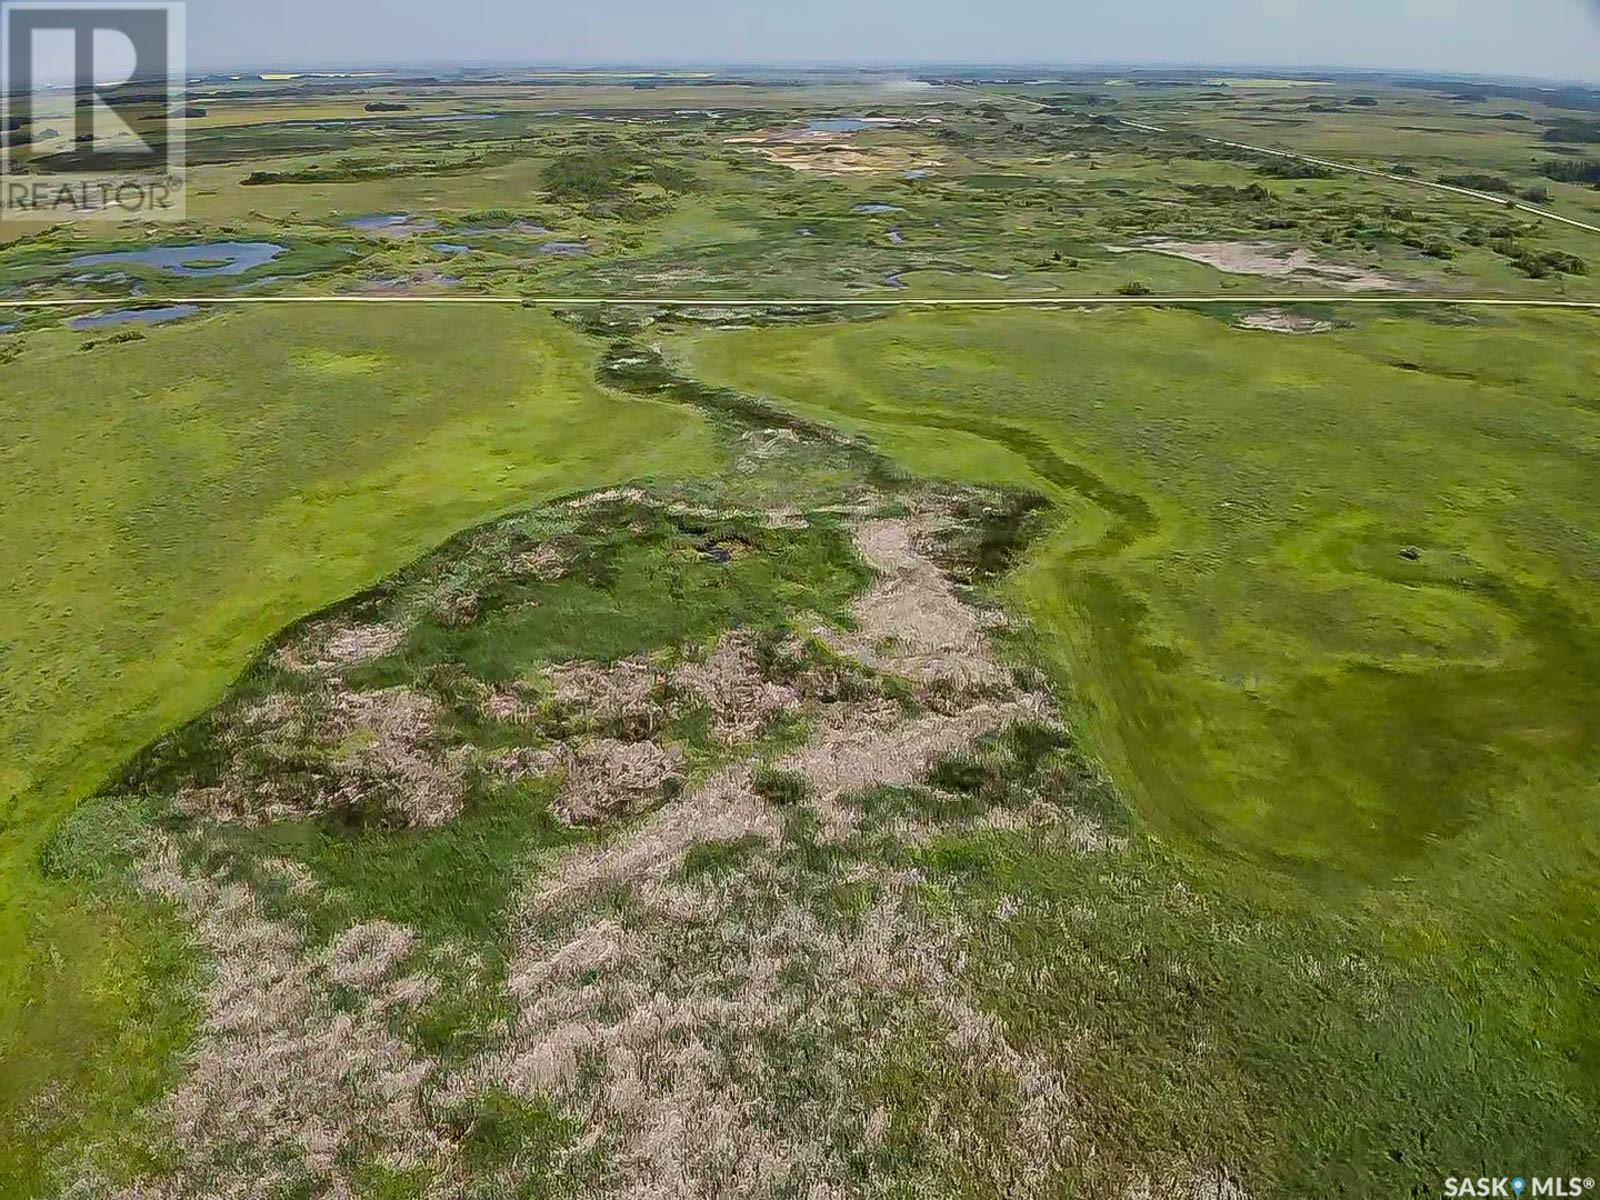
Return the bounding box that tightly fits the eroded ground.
[52,475,1177,1199]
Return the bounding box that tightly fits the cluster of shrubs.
[1540,158,1600,187]
[243,147,510,186]
[244,159,422,185]
[541,146,700,204]
[1258,158,1335,180]
[1502,248,1587,278]
[1397,230,1454,259]
[1181,182,1272,204]
[1435,173,1550,204]
[1458,219,1586,275]
[1438,172,1516,194]
[1541,119,1600,145]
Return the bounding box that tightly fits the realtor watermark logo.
[1,0,186,220]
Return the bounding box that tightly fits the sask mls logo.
[1,0,186,218]
[1447,1177,1597,1198]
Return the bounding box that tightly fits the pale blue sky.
[182,0,1600,83]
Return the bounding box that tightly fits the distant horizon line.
[178,61,1600,89]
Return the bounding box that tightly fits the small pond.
[67,242,287,278]
[344,214,439,235]
[852,203,905,215]
[809,118,874,133]
[454,221,553,236]
[68,304,200,331]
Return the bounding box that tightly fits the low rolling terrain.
[3,66,1599,1197]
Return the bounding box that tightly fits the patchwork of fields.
[2,67,1598,1197]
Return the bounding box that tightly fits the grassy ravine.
[4,67,1599,1195]
[28,460,1590,1196]
[675,307,1600,1176]
[5,302,1599,1194]
[0,306,716,1190]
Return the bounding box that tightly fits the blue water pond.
[68,304,200,331]
[810,118,874,133]
[344,214,440,234]
[67,242,287,278]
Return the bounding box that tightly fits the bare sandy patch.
[1107,239,1405,291]
[822,515,1014,695]
[726,131,943,178]
[1236,308,1336,334]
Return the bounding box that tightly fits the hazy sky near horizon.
[178,0,1600,82]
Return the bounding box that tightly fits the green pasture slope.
[0,304,715,1187]
[5,295,1598,1192]
[676,304,1600,1181]
[5,66,1600,1192]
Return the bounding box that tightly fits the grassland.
[673,303,1600,1161]
[674,304,1600,872]
[4,65,1600,1198]
[6,68,1597,299]
[0,304,715,1190]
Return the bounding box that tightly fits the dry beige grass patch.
[549,658,667,739]
[1108,239,1406,291]
[179,686,468,829]
[105,840,442,1200]
[1236,308,1336,334]
[822,515,1014,696]
[668,632,798,745]
[547,739,686,826]
[82,493,1138,1200]
[273,621,406,674]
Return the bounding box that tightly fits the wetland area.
[1,63,1598,1200]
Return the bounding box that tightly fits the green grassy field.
[0,304,716,1186]
[672,304,1600,1118]
[15,299,1596,1194]
[5,65,1600,1196]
